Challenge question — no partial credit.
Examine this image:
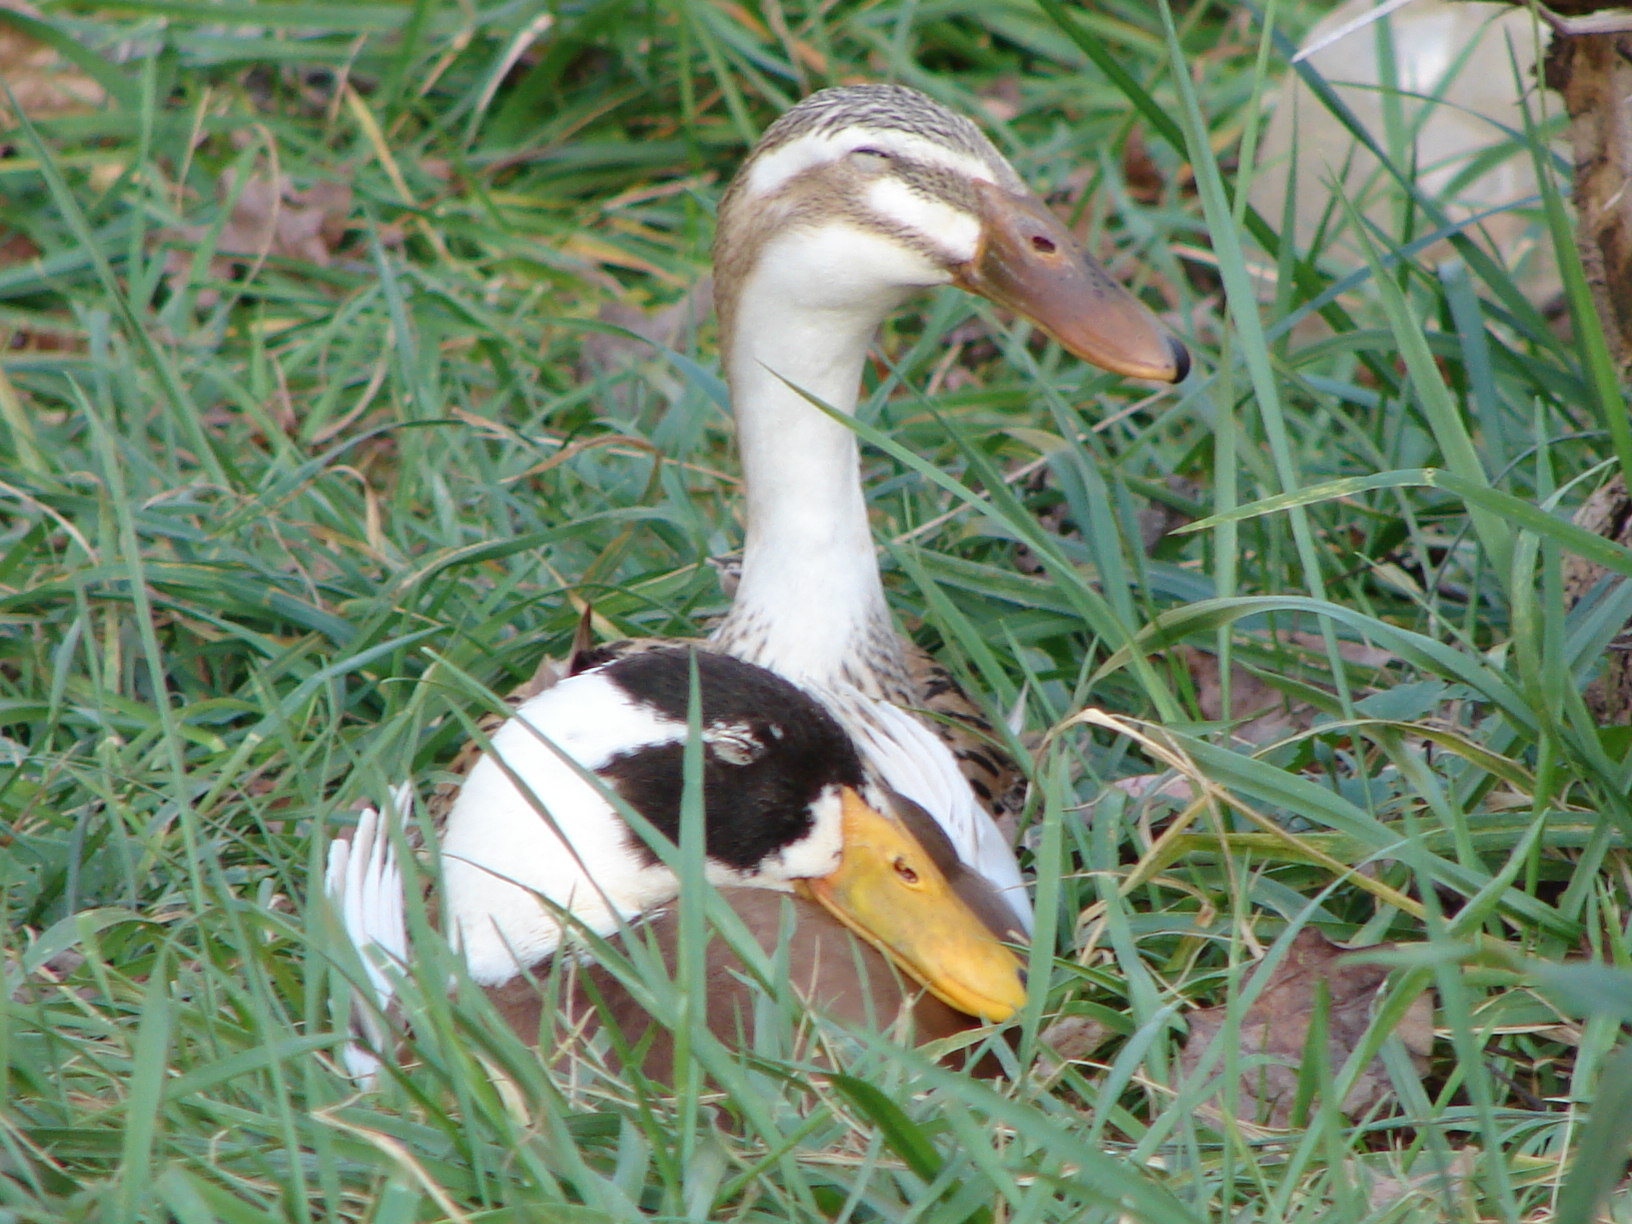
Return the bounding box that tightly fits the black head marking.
[593,649,866,873]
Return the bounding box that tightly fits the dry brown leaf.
[204,169,352,265]
[0,0,105,125]
[1362,1151,1477,1214]
[1136,475,1202,553]
[1180,627,1398,746]
[1106,772,1199,804]
[577,277,714,409]
[974,77,1023,125]
[1121,126,1167,206]
[0,226,40,348]
[579,277,713,379]
[0,227,81,353]
[0,228,35,266]
[162,169,353,304]
[1179,928,1433,1128]
[1181,645,1313,746]
[1274,629,1394,671]
[1034,1013,1115,1082]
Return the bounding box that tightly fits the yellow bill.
[795,789,1027,1022]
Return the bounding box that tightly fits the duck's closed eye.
[849,147,891,164]
[704,724,768,766]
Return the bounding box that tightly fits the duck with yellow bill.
[327,648,1025,1078]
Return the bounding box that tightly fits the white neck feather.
[714,223,949,687]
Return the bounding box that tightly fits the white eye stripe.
[744,126,1000,200]
[864,178,980,262]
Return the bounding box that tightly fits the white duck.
[702,83,1184,930]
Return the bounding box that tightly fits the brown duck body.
[350,813,1010,1078]
[494,891,1000,1082]
[484,784,1020,1078]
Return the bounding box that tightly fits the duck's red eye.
[1031,235,1057,254]
[893,857,919,885]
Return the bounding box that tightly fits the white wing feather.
[324,785,411,1083]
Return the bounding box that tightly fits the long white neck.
[712,225,941,691]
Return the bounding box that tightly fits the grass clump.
[2,1,1629,1221]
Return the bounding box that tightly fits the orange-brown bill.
[952,177,1188,384]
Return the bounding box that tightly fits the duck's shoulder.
[568,634,700,676]
[426,637,728,826]
[901,641,1026,832]
[426,647,576,826]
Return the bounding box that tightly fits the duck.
[328,647,1027,1079]
[600,82,1187,933]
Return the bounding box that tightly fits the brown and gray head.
[713,83,1187,383]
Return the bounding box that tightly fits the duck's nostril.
[1017,967,1029,988]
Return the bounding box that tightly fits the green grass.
[3,1,1631,1220]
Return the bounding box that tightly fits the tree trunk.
[1541,19,1632,720]
[1544,30,1632,367]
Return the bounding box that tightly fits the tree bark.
[1544,31,1632,367]
[1542,18,1632,719]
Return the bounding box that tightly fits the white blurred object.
[325,792,411,1084]
[1250,0,1559,302]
